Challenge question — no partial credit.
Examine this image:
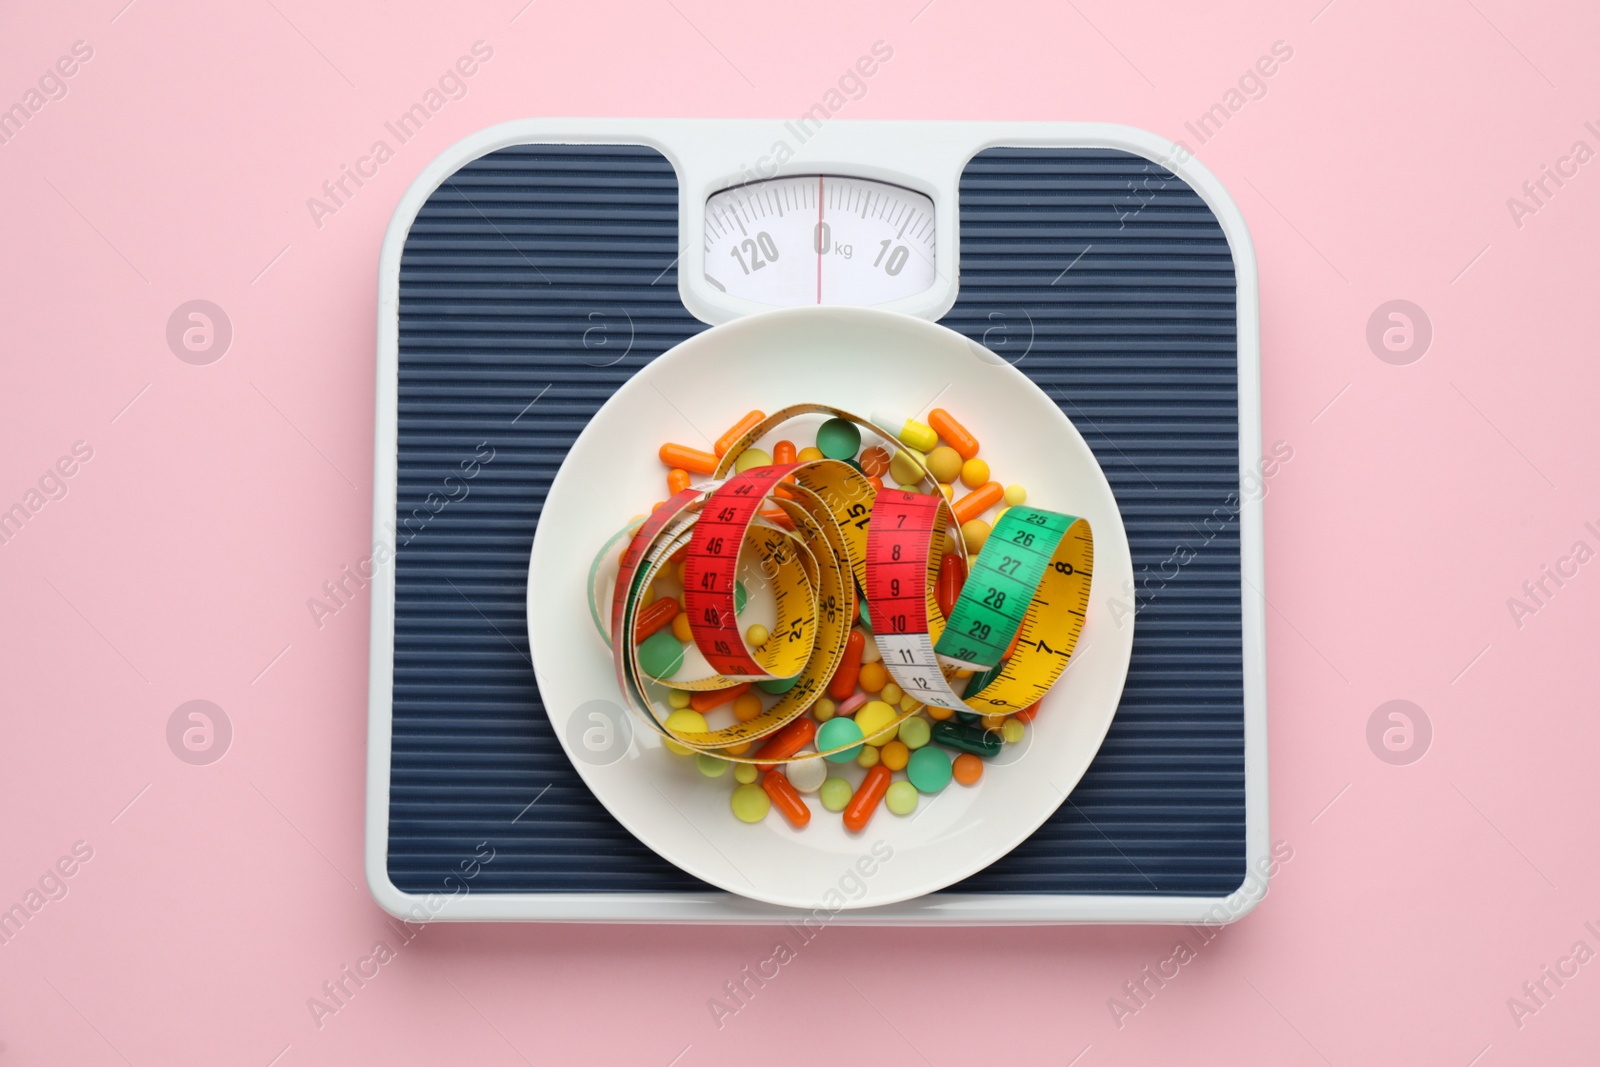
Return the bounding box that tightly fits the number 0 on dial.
[703,175,937,308]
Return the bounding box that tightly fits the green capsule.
[964,663,1005,699]
[932,720,1002,758]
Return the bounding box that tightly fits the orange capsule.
[659,442,718,474]
[691,681,751,712]
[828,630,866,700]
[754,716,817,772]
[843,765,892,832]
[1014,700,1042,723]
[714,410,766,457]
[773,439,797,465]
[937,553,967,619]
[762,770,811,828]
[634,598,679,642]
[759,508,795,530]
[929,408,980,460]
[952,481,1003,525]
[858,446,891,477]
[667,468,691,495]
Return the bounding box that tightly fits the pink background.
[3,0,1598,1063]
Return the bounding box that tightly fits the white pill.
[785,755,828,793]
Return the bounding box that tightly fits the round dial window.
[703,175,936,307]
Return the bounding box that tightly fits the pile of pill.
[636,407,1040,832]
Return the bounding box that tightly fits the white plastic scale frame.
[367,119,1266,925]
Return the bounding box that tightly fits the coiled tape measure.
[591,404,1094,762]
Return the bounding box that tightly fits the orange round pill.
[858,446,891,476]
[880,740,909,771]
[732,693,764,723]
[952,753,984,786]
[857,661,888,693]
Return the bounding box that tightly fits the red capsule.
[754,717,817,772]
[843,765,892,832]
[937,553,967,619]
[827,631,866,701]
[634,598,679,642]
[762,771,811,828]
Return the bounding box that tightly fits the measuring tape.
[595,403,1089,760]
[606,443,929,761]
[866,489,1095,715]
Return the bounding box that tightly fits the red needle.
[816,175,824,304]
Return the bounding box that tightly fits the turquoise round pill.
[897,717,931,750]
[886,780,919,816]
[815,418,862,461]
[906,746,953,793]
[637,630,684,678]
[817,716,864,762]
[756,673,800,694]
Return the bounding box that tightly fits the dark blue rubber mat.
[388,143,1243,897]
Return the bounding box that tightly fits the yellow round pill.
[746,624,769,648]
[734,448,772,473]
[857,745,881,768]
[854,699,898,744]
[960,457,990,488]
[938,483,955,500]
[899,694,917,712]
[881,682,903,705]
[962,519,992,552]
[671,613,693,642]
[813,697,837,722]
[926,445,963,483]
[662,709,707,755]
[733,761,758,784]
[797,446,824,463]
[1004,484,1027,506]
[889,448,925,486]
[666,688,692,709]
[1002,718,1026,744]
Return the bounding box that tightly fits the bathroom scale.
[364,119,1266,924]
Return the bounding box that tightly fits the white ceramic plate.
[528,306,1134,910]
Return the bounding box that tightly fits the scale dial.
[703,175,936,307]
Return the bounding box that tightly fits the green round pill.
[697,754,729,778]
[817,717,864,762]
[733,762,758,784]
[756,673,801,694]
[819,777,853,811]
[731,783,771,823]
[735,579,748,614]
[815,418,862,461]
[906,746,953,793]
[637,630,684,678]
[897,717,931,750]
[886,780,919,816]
